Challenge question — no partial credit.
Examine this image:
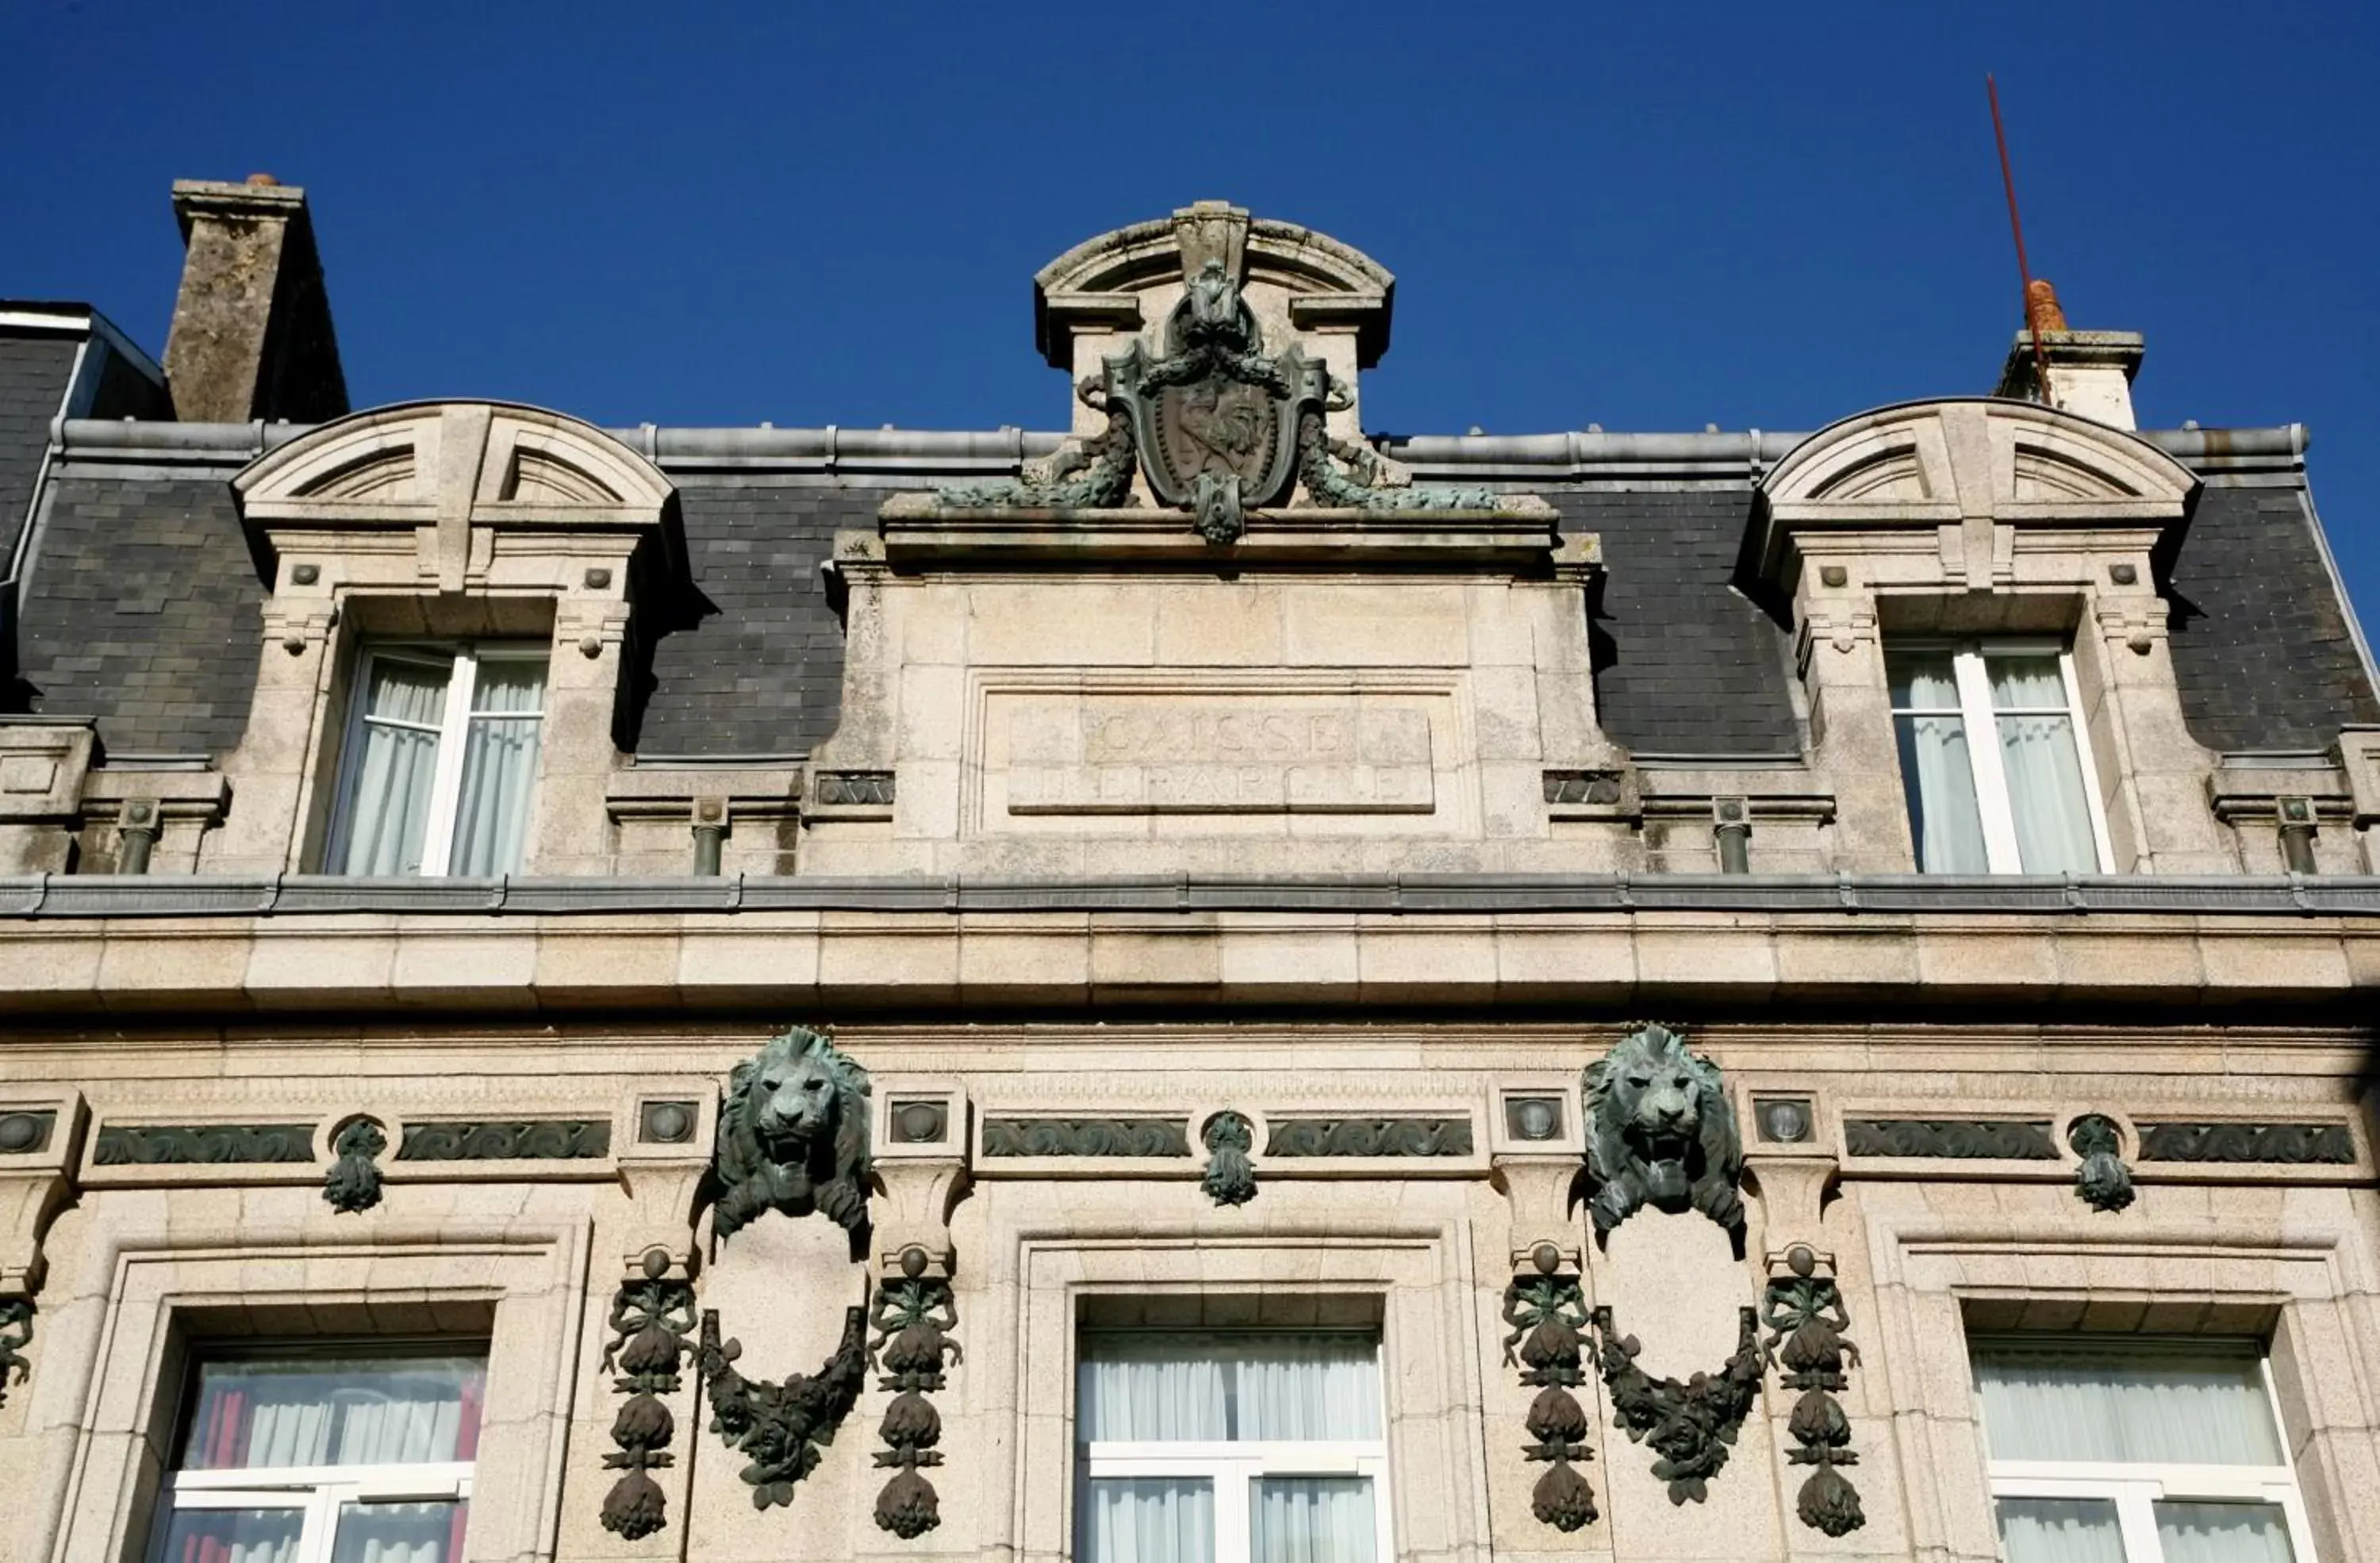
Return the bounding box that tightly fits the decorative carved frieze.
[1764,1247,1864,1536]
[1843,1119,2056,1160]
[0,1297,29,1408]
[1591,1304,1764,1505]
[93,1123,314,1166]
[697,1302,870,1510]
[1582,1023,1745,1251]
[600,1251,697,1541]
[1501,1248,1597,1533]
[1200,1111,1257,1206]
[2136,1122,2355,1165]
[870,1257,962,1538]
[2067,1115,2136,1212]
[707,1028,872,1242]
[813,770,896,807]
[981,1118,1189,1158]
[395,1119,611,1162]
[323,1118,386,1213]
[1264,1118,1472,1157]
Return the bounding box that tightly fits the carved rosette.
[1200,1112,1257,1206]
[600,1250,697,1540]
[1591,1304,1765,1503]
[1501,1247,1597,1532]
[1762,1248,1865,1536]
[869,1253,962,1538]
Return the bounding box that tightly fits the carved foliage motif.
[936,397,1138,512]
[1501,1251,1598,1533]
[1581,1024,1745,1250]
[1844,1119,2056,1159]
[1591,1304,1765,1504]
[600,1252,697,1540]
[709,1027,872,1242]
[981,1118,1190,1158]
[1265,1118,1474,1157]
[1293,409,1499,513]
[869,1262,962,1538]
[396,1119,612,1161]
[2137,1122,2355,1165]
[1763,1252,1865,1537]
[2067,1115,2136,1213]
[0,1297,29,1408]
[323,1118,386,1213]
[697,1302,870,1509]
[93,1123,314,1166]
[1200,1111,1257,1206]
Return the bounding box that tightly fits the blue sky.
[9,2,2378,635]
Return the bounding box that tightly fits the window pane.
[1998,712,2100,873]
[447,659,545,876]
[1253,1477,1376,1563]
[1887,650,1962,711]
[1971,1340,2282,1466]
[1077,1477,1213,1563]
[332,659,451,875]
[1995,1498,2126,1563]
[332,1502,467,1563]
[179,1356,486,1470]
[1078,1334,1381,1442]
[159,1507,304,1563]
[2155,1500,2295,1563]
[466,659,545,716]
[1895,713,1990,873]
[1987,654,2071,711]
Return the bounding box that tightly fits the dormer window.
[1889,641,2111,874]
[324,645,547,876]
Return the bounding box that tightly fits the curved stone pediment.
[236,399,674,528]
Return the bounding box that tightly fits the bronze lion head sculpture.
[708,1027,871,1242]
[1581,1023,1744,1250]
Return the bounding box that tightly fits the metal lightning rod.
[1987,73,2050,400]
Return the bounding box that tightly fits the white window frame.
[152,1463,474,1563]
[1076,1337,1395,1563]
[1890,637,2115,874]
[323,642,547,877]
[1979,1344,2320,1563]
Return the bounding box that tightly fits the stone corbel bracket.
[0,1089,86,1408]
[871,1083,972,1279]
[1489,1081,1586,1273]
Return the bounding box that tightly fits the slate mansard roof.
[6,403,2374,768]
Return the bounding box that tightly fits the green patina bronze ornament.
[707,1027,873,1242]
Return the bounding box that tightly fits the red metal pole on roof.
[1987,73,2051,401]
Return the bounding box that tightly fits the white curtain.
[162,1507,302,1563]
[1990,658,2098,874]
[1996,1498,2126,1563]
[1077,1477,1213,1563]
[185,1358,483,1470]
[2155,1501,2296,1563]
[1895,712,1989,873]
[447,659,545,875]
[332,1502,465,1563]
[1078,1335,1382,1442]
[332,660,448,875]
[1971,1342,2282,1465]
[1253,1477,1376,1563]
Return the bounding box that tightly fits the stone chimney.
[163,175,349,424]
[1991,279,2144,430]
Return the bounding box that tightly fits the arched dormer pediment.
[1750,398,2197,589]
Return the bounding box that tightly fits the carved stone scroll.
[1763,1246,1864,1536]
[981,1118,1188,1158]
[870,1254,962,1538]
[697,1301,870,1509]
[395,1119,611,1161]
[1265,1118,1473,1157]
[2067,1115,2136,1212]
[2136,1122,2355,1165]
[93,1123,314,1165]
[1501,1246,1597,1532]
[323,1118,386,1213]
[1200,1112,1257,1206]
[1591,1304,1764,1504]
[600,1250,697,1540]
[1843,1119,2056,1159]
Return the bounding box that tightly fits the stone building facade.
[2,182,2378,1563]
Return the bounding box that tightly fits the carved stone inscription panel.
[1000,694,1437,816]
